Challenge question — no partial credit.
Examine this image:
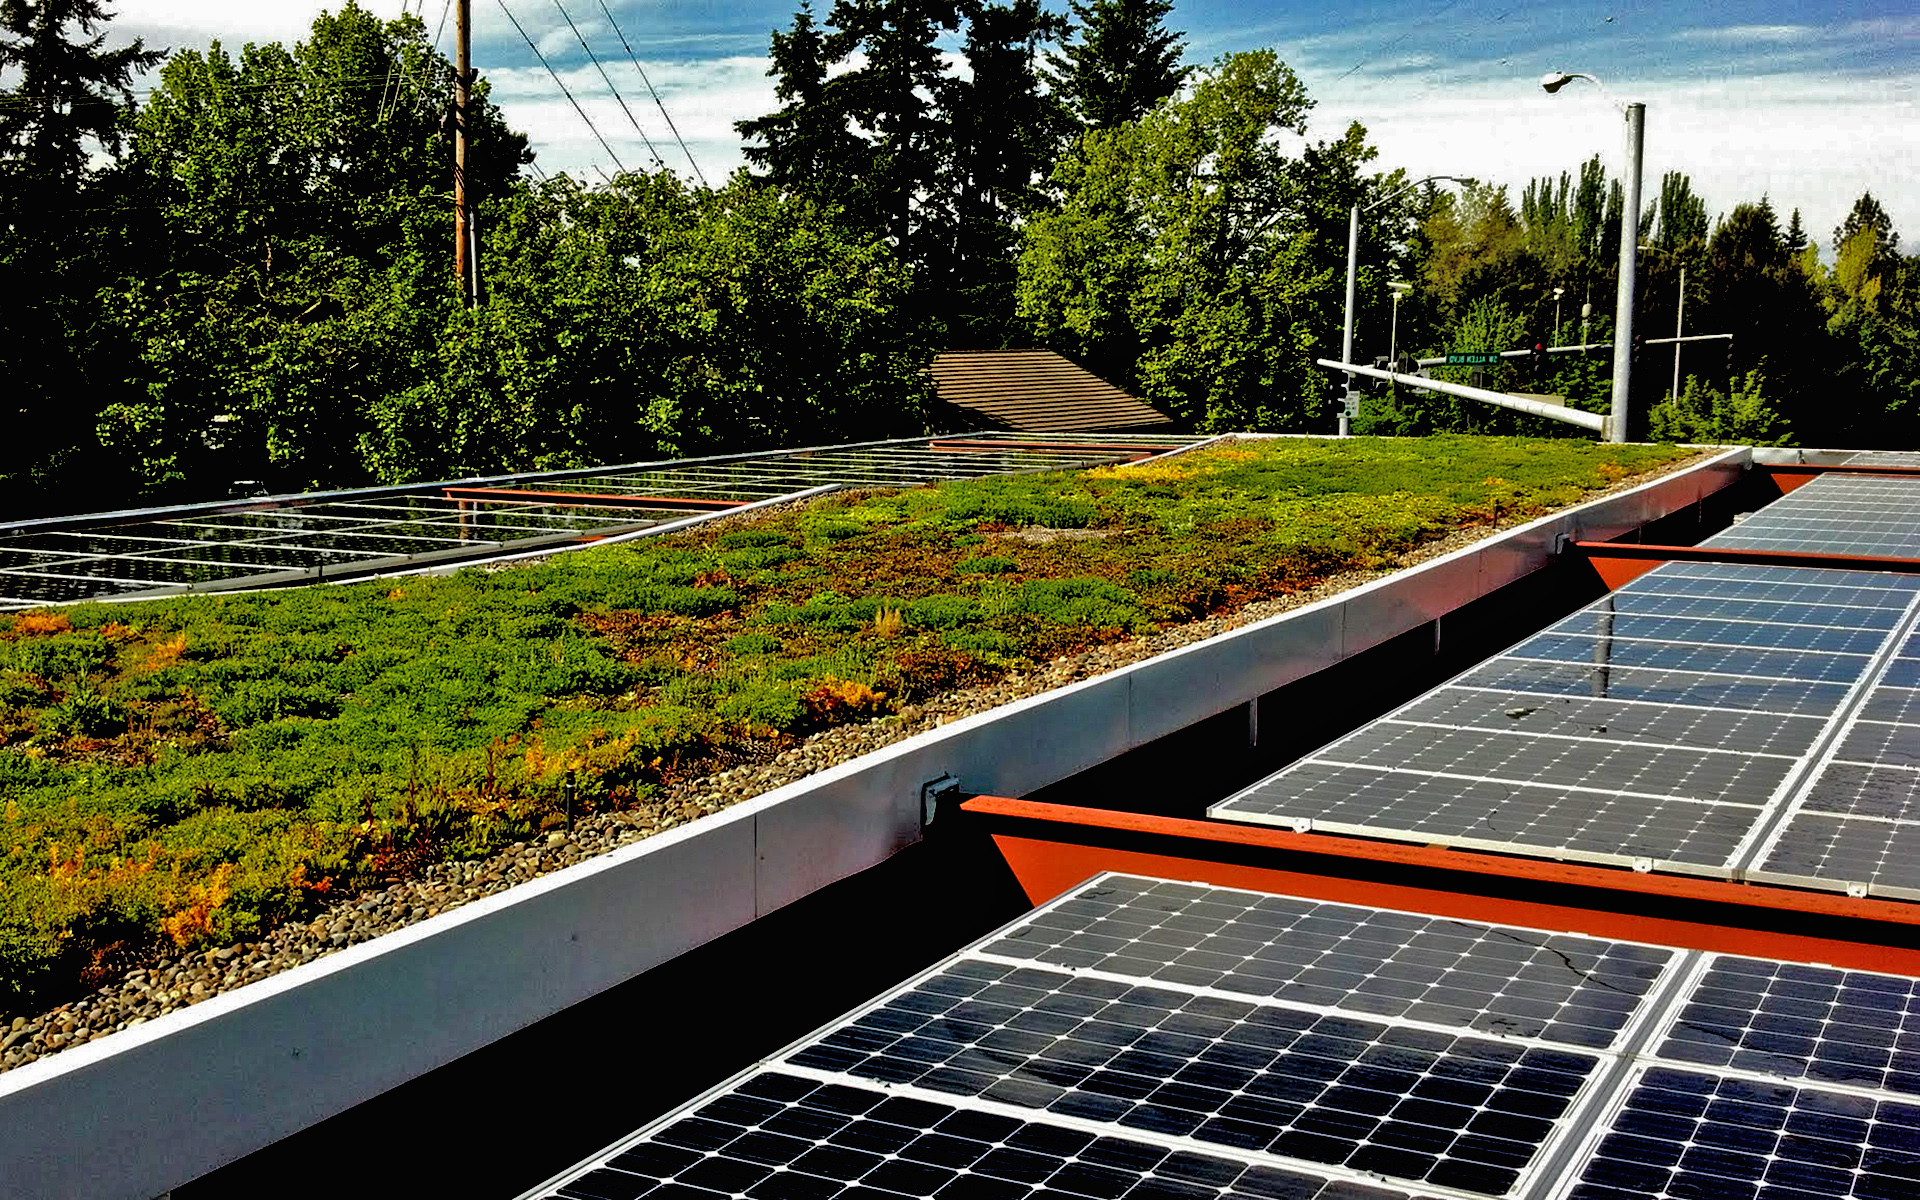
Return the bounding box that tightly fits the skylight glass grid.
[0,435,1198,608]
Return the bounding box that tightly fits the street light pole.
[1341,208,1358,436]
[1672,265,1685,402]
[1612,101,1644,441]
[1542,72,1642,442]
[1340,175,1468,436]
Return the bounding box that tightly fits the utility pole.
[453,0,475,305]
[1671,265,1685,402]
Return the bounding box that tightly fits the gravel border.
[0,449,1713,1075]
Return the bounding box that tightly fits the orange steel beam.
[442,487,746,511]
[959,796,1920,972]
[927,439,1173,457]
[1573,540,1920,589]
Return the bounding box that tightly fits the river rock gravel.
[0,450,1712,1077]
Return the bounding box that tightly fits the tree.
[0,0,164,513]
[1047,0,1187,130]
[95,3,530,495]
[735,3,870,206]
[1834,191,1898,263]
[1692,198,1826,437]
[1649,170,1708,258]
[928,0,1070,344]
[1018,50,1339,430]
[0,0,162,200]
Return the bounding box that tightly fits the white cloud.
[1673,25,1814,44]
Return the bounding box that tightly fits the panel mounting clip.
[921,773,962,829]
[1631,857,1654,874]
[1846,881,1869,899]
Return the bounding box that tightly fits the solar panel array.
[0,434,1195,610]
[522,875,1920,1200]
[1705,473,1920,559]
[1211,559,1920,892]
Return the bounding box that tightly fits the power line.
[551,0,664,170]
[494,0,627,176]
[595,0,706,186]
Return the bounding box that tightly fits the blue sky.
[110,0,1918,256]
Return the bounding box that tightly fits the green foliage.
[1018,50,1348,430]
[1648,371,1792,446]
[1047,0,1188,130]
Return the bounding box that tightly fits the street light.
[1552,286,1565,346]
[1542,70,1643,442]
[1340,176,1469,435]
[1388,281,1413,368]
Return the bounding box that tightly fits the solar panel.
[524,875,1920,1200]
[1212,561,1920,882]
[1704,474,1920,558]
[1559,950,1920,1200]
[0,434,1201,609]
[526,876,1688,1200]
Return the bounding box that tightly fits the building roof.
[930,350,1175,433]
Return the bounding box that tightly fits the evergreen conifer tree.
[1047,0,1188,130]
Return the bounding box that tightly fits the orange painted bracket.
[1573,540,1920,589]
[1761,462,1920,494]
[443,487,746,512]
[956,795,1920,973]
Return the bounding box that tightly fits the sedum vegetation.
[0,436,1687,1011]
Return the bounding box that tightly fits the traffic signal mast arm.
[1316,357,1609,435]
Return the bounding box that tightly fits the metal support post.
[1609,102,1644,442]
[1340,204,1358,437]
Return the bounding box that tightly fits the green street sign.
[1444,352,1503,366]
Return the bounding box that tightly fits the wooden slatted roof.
[930,350,1176,432]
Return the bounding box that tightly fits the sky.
[103,0,1920,259]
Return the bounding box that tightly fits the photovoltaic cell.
[1504,632,1872,685]
[556,1073,1426,1200]
[1566,1068,1920,1200]
[1452,659,1853,716]
[1389,690,1828,758]
[1214,558,1920,884]
[1540,610,1890,655]
[1656,957,1920,1095]
[1562,949,1920,1200]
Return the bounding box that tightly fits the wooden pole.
[454,0,473,305]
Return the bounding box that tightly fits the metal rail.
[1317,358,1609,435]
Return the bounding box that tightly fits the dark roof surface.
[930,350,1175,433]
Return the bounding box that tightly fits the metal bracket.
[921,773,962,828]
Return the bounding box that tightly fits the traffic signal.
[1530,341,1546,381]
[1723,336,1735,382]
[1631,332,1645,367]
